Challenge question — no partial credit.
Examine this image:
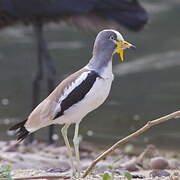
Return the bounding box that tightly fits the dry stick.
[82,110,180,178]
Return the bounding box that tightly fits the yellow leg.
[73,123,81,177]
[61,124,75,175]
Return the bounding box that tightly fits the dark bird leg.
[29,22,56,144]
[32,23,44,110]
[38,23,56,144]
[28,23,44,143]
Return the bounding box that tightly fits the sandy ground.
[0,141,180,179]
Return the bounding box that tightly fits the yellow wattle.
[116,41,124,62]
[119,49,124,62]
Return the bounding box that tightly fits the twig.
[82,110,180,178]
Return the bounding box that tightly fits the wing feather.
[24,68,89,131]
[53,70,100,119]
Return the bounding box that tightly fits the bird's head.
[93,29,135,62]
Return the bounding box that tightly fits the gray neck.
[87,50,113,75]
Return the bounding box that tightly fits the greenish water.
[0,1,180,148]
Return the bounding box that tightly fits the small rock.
[150,157,169,169]
[120,159,141,171]
[170,172,180,180]
[132,174,145,179]
[94,161,111,173]
[79,145,93,153]
[150,169,170,177]
[169,159,180,169]
[46,167,69,173]
[123,162,140,171]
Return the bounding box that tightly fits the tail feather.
[9,119,30,142]
[9,119,27,130]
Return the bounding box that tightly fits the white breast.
[53,76,113,125]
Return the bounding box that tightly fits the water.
[0,1,180,149]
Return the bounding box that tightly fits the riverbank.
[0,141,180,179]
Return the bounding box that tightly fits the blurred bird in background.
[0,0,148,143]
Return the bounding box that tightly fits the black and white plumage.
[10,29,135,177]
[53,71,101,119]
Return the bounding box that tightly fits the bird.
[0,0,148,142]
[9,29,135,177]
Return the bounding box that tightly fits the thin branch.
[82,110,180,178]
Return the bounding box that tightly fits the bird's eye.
[109,35,116,41]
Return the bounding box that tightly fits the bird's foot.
[71,171,80,179]
[74,172,81,179]
[70,168,81,179]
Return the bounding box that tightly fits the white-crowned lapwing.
[10,29,135,177]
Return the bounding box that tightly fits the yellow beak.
[116,40,135,62]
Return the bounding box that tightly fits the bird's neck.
[86,52,113,78]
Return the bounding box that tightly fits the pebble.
[150,157,169,170]
[150,169,170,177]
[170,172,180,180]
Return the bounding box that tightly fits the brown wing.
[24,68,89,131]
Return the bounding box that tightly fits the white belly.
[54,76,113,124]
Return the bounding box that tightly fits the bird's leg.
[34,22,56,144]
[61,124,76,176]
[73,123,81,177]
